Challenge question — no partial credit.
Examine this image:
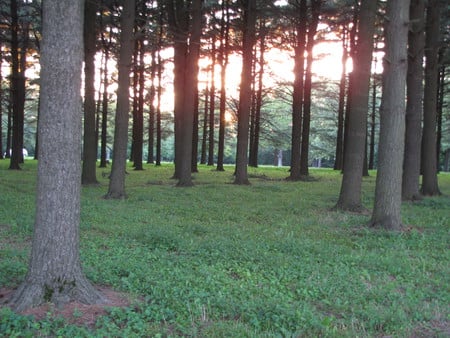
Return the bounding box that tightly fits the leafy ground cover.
[0,160,449,337]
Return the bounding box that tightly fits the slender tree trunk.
[208,37,216,166]
[234,0,257,185]
[436,64,444,171]
[155,13,164,167]
[0,43,3,159]
[216,0,230,172]
[133,40,145,171]
[191,87,199,173]
[368,65,378,170]
[402,0,425,200]
[6,103,11,158]
[334,26,348,171]
[9,0,25,170]
[336,0,377,211]
[147,49,156,164]
[200,81,209,164]
[288,0,307,181]
[82,0,99,185]
[105,0,135,199]
[10,0,106,312]
[99,45,110,168]
[370,0,410,231]
[421,0,441,196]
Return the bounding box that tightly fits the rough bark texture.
[369,0,410,231]
[82,0,99,185]
[421,0,441,196]
[105,0,135,199]
[336,0,377,211]
[234,0,257,185]
[402,0,425,200]
[9,0,106,312]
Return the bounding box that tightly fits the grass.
[0,160,449,337]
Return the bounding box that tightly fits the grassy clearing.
[0,160,449,337]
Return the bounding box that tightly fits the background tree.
[105,0,135,199]
[234,0,257,185]
[402,0,425,200]
[369,0,410,231]
[9,0,106,312]
[421,0,441,196]
[82,0,99,185]
[336,0,377,212]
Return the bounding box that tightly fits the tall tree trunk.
[300,1,320,177]
[368,65,378,170]
[336,0,377,211]
[208,37,216,166]
[288,0,307,181]
[105,0,135,199]
[10,0,106,312]
[155,12,164,167]
[82,0,99,185]
[402,0,425,200]
[370,0,410,230]
[9,0,26,169]
[133,40,145,170]
[200,80,209,164]
[436,63,445,171]
[147,49,156,164]
[234,0,257,185]
[0,43,3,160]
[334,26,348,171]
[191,86,199,172]
[99,45,110,168]
[421,0,441,196]
[216,0,230,172]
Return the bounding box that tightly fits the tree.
[166,0,202,186]
[234,0,257,185]
[105,0,135,199]
[402,0,425,200]
[0,41,3,160]
[9,0,106,312]
[336,0,377,211]
[82,0,99,185]
[369,0,410,231]
[421,0,441,196]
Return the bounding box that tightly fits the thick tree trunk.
[369,0,409,231]
[421,0,441,196]
[234,0,257,185]
[105,0,135,199]
[82,0,99,185]
[336,0,377,211]
[10,0,106,312]
[402,0,425,200]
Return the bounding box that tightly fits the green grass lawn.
[1,160,449,337]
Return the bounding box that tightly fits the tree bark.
[105,0,135,199]
[369,0,410,231]
[0,43,3,159]
[336,0,377,212]
[402,0,425,200]
[421,0,441,196]
[234,0,257,185]
[10,0,106,312]
[208,37,216,166]
[82,0,99,185]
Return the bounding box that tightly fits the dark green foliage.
[0,161,449,337]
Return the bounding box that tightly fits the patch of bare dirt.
[0,286,132,328]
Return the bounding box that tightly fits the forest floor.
[0,161,449,337]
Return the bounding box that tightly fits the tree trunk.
[216,0,230,172]
[421,0,441,196]
[147,49,156,164]
[288,0,307,181]
[9,0,25,170]
[133,40,145,171]
[402,0,425,200]
[234,0,257,185]
[10,0,106,312]
[191,87,199,173]
[105,0,135,199]
[200,80,209,164]
[155,13,164,167]
[369,0,409,231]
[334,26,348,171]
[0,43,3,159]
[82,0,99,185]
[368,65,378,170]
[436,64,445,171]
[336,0,377,212]
[208,37,216,166]
[99,44,110,168]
